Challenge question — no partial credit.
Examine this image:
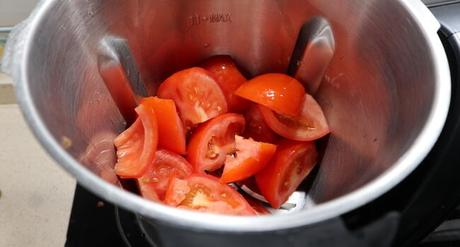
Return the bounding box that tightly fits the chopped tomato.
[201,55,250,112]
[187,113,245,173]
[221,136,277,183]
[157,67,228,129]
[259,94,330,141]
[235,73,305,116]
[114,104,158,178]
[255,141,318,209]
[164,174,256,216]
[243,104,279,143]
[141,97,186,154]
[138,150,192,201]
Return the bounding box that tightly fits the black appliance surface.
[65,186,460,247]
[65,184,125,247]
[65,2,460,247]
[65,185,157,247]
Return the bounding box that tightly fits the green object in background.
[0,28,11,64]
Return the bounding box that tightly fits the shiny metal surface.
[423,0,460,7]
[2,0,450,232]
[289,16,335,94]
[98,36,147,124]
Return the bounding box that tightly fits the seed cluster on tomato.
[112,55,330,215]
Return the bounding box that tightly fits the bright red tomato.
[235,73,305,116]
[255,141,318,209]
[243,104,279,143]
[259,94,330,141]
[201,55,250,112]
[221,135,277,183]
[138,150,193,201]
[114,103,158,178]
[164,174,256,216]
[187,113,245,173]
[141,97,186,154]
[157,67,228,129]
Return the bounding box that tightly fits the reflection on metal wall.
[422,0,460,7]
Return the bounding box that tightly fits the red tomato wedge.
[201,55,250,112]
[235,73,305,116]
[259,94,330,141]
[114,104,158,178]
[187,113,245,173]
[255,141,318,209]
[221,135,277,183]
[244,104,279,143]
[138,150,193,201]
[157,67,228,129]
[164,174,256,216]
[141,97,186,154]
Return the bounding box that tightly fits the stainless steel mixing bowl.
[1,0,451,246]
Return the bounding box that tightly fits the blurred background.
[0,0,36,26]
[0,2,76,247]
[0,0,37,60]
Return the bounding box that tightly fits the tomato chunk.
[157,67,228,129]
[114,104,158,178]
[201,55,250,112]
[235,73,305,116]
[259,94,330,141]
[187,113,245,173]
[138,150,192,201]
[141,97,186,154]
[243,104,279,143]
[255,141,318,208]
[221,136,277,183]
[164,174,256,216]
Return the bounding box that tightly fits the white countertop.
[0,73,76,247]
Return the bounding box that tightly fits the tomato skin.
[259,94,330,141]
[187,113,245,173]
[164,174,256,216]
[157,67,228,129]
[243,104,279,143]
[141,97,186,154]
[255,141,318,209]
[235,73,305,116]
[114,104,158,178]
[221,136,277,183]
[201,55,250,112]
[138,150,193,201]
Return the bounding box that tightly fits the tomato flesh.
[164,175,256,215]
[114,104,158,178]
[221,135,277,183]
[255,141,318,209]
[157,67,228,129]
[141,97,186,154]
[187,113,245,173]
[259,94,330,141]
[201,55,250,112]
[243,104,279,143]
[235,73,305,116]
[138,150,193,201]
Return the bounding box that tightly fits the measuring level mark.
[187,13,233,27]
